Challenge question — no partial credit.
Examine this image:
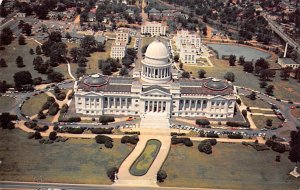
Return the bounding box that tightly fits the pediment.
[209,95,227,101]
[141,88,170,96]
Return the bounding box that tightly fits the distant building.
[116,28,130,44]
[278,58,299,69]
[148,8,161,20]
[141,22,166,36]
[110,41,127,59]
[175,30,201,52]
[16,12,26,17]
[180,43,197,64]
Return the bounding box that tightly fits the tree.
[224,72,235,82]
[0,80,9,93]
[47,71,64,82]
[38,111,46,119]
[266,118,272,127]
[289,127,300,172]
[18,35,26,45]
[198,69,206,78]
[181,71,190,78]
[49,31,62,42]
[0,112,16,129]
[13,71,33,88]
[196,119,210,126]
[249,91,256,100]
[101,62,112,75]
[174,55,179,62]
[157,170,167,182]
[36,45,42,55]
[260,69,274,81]
[179,62,183,70]
[198,140,212,154]
[122,56,134,68]
[34,4,49,19]
[243,62,254,73]
[0,58,7,67]
[16,56,25,67]
[70,47,79,62]
[22,23,32,36]
[295,67,300,82]
[33,56,44,69]
[49,131,57,140]
[255,58,269,70]
[229,54,236,66]
[265,85,274,95]
[259,81,267,88]
[80,35,97,55]
[280,67,292,80]
[119,67,129,76]
[76,67,86,78]
[30,48,34,55]
[141,45,148,53]
[0,27,13,45]
[239,56,245,65]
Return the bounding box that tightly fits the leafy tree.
[80,35,97,55]
[0,58,7,67]
[36,45,42,55]
[196,119,210,126]
[181,71,190,78]
[29,48,34,55]
[243,62,254,73]
[22,23,32,36]
[47,71,64,82]
[249,91,256,100]
[65,32,72,39]
[34,4,49,19]
[280,67,292,80]
[197,69,206,78]
[16,56,25,67]
[255,58,269,70]
[119,67,129,76]
[122,56,134,68]
[265,85,274,95]
[38,111,46,119]
[0,112,17,129]
[0,80,9,93]
[239,56,245,65]
[266,118,272,126]
[13,71,33,88]
[33,56,44,69]
[198,140,212,154]
[101,62,112,75]
[229,55,236,66]
[76,67,86,78]
[18,35,26,45]
[260,69,274,81]
[179,62,183,70]
[174,55,179,62]
[259,81,267,88]
[157,170,167,182]
[0,27,13,45]
[49,31,62,42]
[224,72,235,82]
[49,131,57,140]
[289,127,300,172]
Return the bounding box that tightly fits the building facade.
[278,58,299,69]
[75,40,237,119]
[116,29,130,44]
[179,43,197,64]
[110,41,127,59]
[175,30,201,52]
[141,22,167,36]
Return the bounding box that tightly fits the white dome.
[145,40,169,59]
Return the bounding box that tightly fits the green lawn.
[130,139,161,176]
[161,142,300,190]
[251,115,282,129]
[183,57,300,102]
[142,37,155,47]
[0,129,133,184]
[0,39,48,84]
[0,96,16,113]
[240,95,271,108]
[21,93,49,117]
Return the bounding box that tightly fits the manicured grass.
[250,109,275,114]
[240,95,271,108]
[0,129,133,184]
[130,139,161,176]
[251,115,282,129]
[0,96,16,113]
[161,142,300,190]
[21,93,49,117]
[183,56,300,102]
[291,108,300,118]
[0,39,48,84]
[86,40,113,75]
[142,37,155,47]
[128,37,136,48]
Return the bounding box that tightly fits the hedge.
[48,102,60,115]
[91,127,113,134]
[171,132,186,136]
[171,136,193,147]
[228,133,243,139]
[198,140,212,154]
[60,104,69,114]
[56,91,66,101]
[124,131,140,135]
[196,119,210,126]
[66,127,85,134]
[95,135,113,148]
[58,116,81,122]
[206,132,219,138]
[226,121,250,128]
[99,115,115,124]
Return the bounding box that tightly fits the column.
[119,97,122,108]
[183,99,186,110]
[108,97,110,108]
[148,101,150,112]
[165,68,167,77]
[195,100,198,110]
[152,101,154,112]
[189,100,192,110]
[114,97,116,108]
[201,100,203,110]
[125,98,128,108]
[94,98,96,109]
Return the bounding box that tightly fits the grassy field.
[240,95,270,108]
[130,139,161,176]
[291,108,300,118]
[161,142,300,190]
[183,56,300,102]
[21,93,49,117]
[0,129,133,184]
[251,115,282,129]
[0,39,48,84]
[0,96,16,113]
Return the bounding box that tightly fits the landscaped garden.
[239,95,270,108]
[0,96,16,113]
[160,142,300,189]
[130,139,161,176]
[0,129,133,184]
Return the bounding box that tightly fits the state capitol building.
[74,40,237,119]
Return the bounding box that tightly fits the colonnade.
[143,66,170,79]
[105,97,131,109]
[144,100,167,113]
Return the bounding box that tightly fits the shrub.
[228,133,243,139]
[271,142,286,153]
[208,139,217,146]
[266,119,273,127]
[170,132,186,136]
[25,121,37,129]
[107,167,118,181]
[236,98,241,105]
[104,141,113,148]
[35,125,49,132]
[226,121,250,128]
[199,130,205,137]
[95,135,113,144]
[198,140,212,154]
[157,170,167,182]
[196,119,210,126]
[48,102,60,115]
[206,132,219,138]
[28,132,35,139]
[60,104,69,114]
[42,101,52,110]
[47,97,55,103]
[91,127,113,134]
[121,135,139,144]
[99,115,115,124]
[56,92,66,101]
[66,127,84,134]
[124,131,140,135]
[171,136,193,147]
[38,111,46,119]
[49,131,57,140]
